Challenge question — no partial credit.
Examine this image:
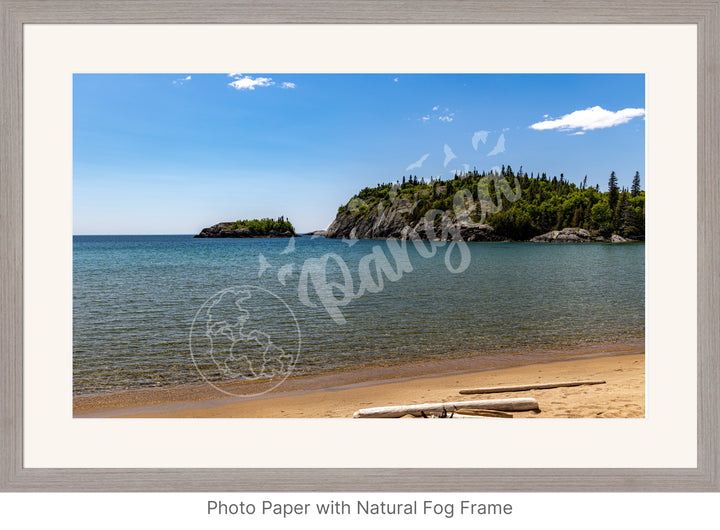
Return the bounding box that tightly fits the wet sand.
[74,343,644,418]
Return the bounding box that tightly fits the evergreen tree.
[608,171,620,212]
[631,171,642,197]
[615,192,631,235]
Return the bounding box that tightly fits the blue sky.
[73,73,645,234]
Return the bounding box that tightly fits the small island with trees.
[195,216,298,238]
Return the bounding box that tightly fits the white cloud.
[569,131,585,136]
[420,115,430,122]
[432,105,439,111]
[487,133,505,156]
[472,130,489,150]
[502,127,510,132]
[393,77,399,82]
[439,113,454,122]
[530,106,645,131]
[229,75,274,90]
[228,72,242,77]
[281,82,296,89]
[443,144,457,167]
[406,153,430,171]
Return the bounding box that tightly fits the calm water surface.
[73,235,645,395]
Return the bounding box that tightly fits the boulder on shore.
[530,227,594,243]
[531,227,632,243]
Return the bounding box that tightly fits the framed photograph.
[1,0,718,491]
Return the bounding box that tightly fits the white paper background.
[23,24,697,468]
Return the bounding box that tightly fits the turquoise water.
[73,236,645,395]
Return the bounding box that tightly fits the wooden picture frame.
[1,0,718,491]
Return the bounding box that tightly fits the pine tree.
[631,171,642,197]
[615,192,631,235]
[608,171,619,212]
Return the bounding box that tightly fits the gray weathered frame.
[1,0,717,491]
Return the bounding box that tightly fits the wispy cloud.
[472,130,489,150]
[530,105,645,131]
[281,82,296,89]
[406,153,430,171]
[569,131,585,136]
[439,114,454,122]
[393,77,399,82]
[443,144,457,167]
[172,75,191,85]
[432,105,439,111]
[420,115,430,122]
[487,133,505,156]
[229,75,274,90]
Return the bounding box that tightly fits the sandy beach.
[74,343,644,418]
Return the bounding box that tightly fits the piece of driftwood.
[454,409,514,418]
[458,380,606,395]
[353,397,539,418]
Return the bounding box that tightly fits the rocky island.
[195,217,298,238]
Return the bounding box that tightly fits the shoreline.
[74,341,644,418]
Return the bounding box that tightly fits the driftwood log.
[459,380,606,395]
[353,397,539,418]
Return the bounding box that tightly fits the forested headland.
[329,166,644,242]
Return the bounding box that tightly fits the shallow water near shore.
[73,235,644,396]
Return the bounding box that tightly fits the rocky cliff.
[325,196,506,242]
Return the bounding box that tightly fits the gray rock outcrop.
[325,198,506,242]
[530,227,594,243]
[530,227,631,243]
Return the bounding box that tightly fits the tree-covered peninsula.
[195,216,298,238]
[326,166,644,242]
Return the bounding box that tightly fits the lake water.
[73,235,645,396]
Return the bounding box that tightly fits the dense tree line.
[340,166,644,240]
[229,216,295,235]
